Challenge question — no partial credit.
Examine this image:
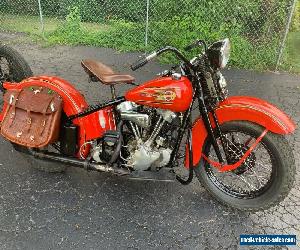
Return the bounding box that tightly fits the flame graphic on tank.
[125,76,193,112]
[140,87,178,102]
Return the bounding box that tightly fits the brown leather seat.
[81,59,135,85]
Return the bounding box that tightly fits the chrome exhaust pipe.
[30,150,129,175]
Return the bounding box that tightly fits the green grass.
[0,13,108,37]
[1,13,299,73]
[284,31,300,73]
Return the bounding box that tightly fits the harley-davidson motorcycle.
[0,39,296,211]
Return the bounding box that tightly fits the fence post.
[275,0,297,71]
[37,0,45,38]
[145,0,150,47]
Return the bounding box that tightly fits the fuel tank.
[125,76,193,112]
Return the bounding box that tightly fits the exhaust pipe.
[30,150,129,175]
[26,149,175,182]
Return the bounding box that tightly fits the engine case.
[128,143,172,171]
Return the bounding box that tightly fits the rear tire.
[194,121,295,212]
[0,45,33,106]
[0,44,33,82]
[13,144,67,173]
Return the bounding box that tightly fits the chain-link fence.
[0,0,297,70]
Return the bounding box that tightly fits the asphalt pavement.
[0,32,299,249]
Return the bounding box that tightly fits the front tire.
[194,121,295,212]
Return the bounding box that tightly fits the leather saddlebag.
[1,86,62,148]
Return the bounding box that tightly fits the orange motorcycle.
[0,39,296,211]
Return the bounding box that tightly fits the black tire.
[0,44,33,107]
[0,44,33,82]
[194,121,295,212]
[13,144,67,173]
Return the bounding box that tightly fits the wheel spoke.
[239,175,256,191]
[204,128,273,199]
[249,169,264,188]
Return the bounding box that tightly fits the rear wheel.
[0,45,33,105]
[194,121,295,212]
[0,44,32,82]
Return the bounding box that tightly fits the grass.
[284,31,300,73]
[0,13,108,37]
[1,13,300,73]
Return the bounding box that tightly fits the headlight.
[207,38,230,69]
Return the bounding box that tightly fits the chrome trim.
[121,112,150,128]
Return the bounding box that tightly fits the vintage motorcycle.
[0,39,296,211]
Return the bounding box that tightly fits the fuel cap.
[171,73,181,80]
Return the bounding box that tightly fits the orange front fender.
[187,96,296,167]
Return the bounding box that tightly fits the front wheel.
[194,121,295,212]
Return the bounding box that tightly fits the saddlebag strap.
[8,91,22,127]
[39,96,55,135]
[25,110,32,132]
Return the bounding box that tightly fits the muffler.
[30,150,129,175]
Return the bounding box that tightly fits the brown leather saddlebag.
[1,86,62,148]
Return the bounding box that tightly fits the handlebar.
[130,51,157,71]
[130,58,148,71]
[130,46,194,71]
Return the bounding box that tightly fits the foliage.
[46,7,146,51]
[45,4,282,70]
[281,31,300,73]
[0,0,294,70]
[291,1,300,31]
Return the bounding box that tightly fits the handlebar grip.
[131,58,148,71]
[131,51,157,71]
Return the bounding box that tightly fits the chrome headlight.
[207,38,231,69]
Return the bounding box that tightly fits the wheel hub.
[227,143,256,175]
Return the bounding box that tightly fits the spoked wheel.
[0,44,33,105]
[194,121,295,211]
[0,45,32,82]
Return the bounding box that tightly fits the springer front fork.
[196,81,226,165]
[166,83,226,170]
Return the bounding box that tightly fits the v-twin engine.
[117,101,176,171]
